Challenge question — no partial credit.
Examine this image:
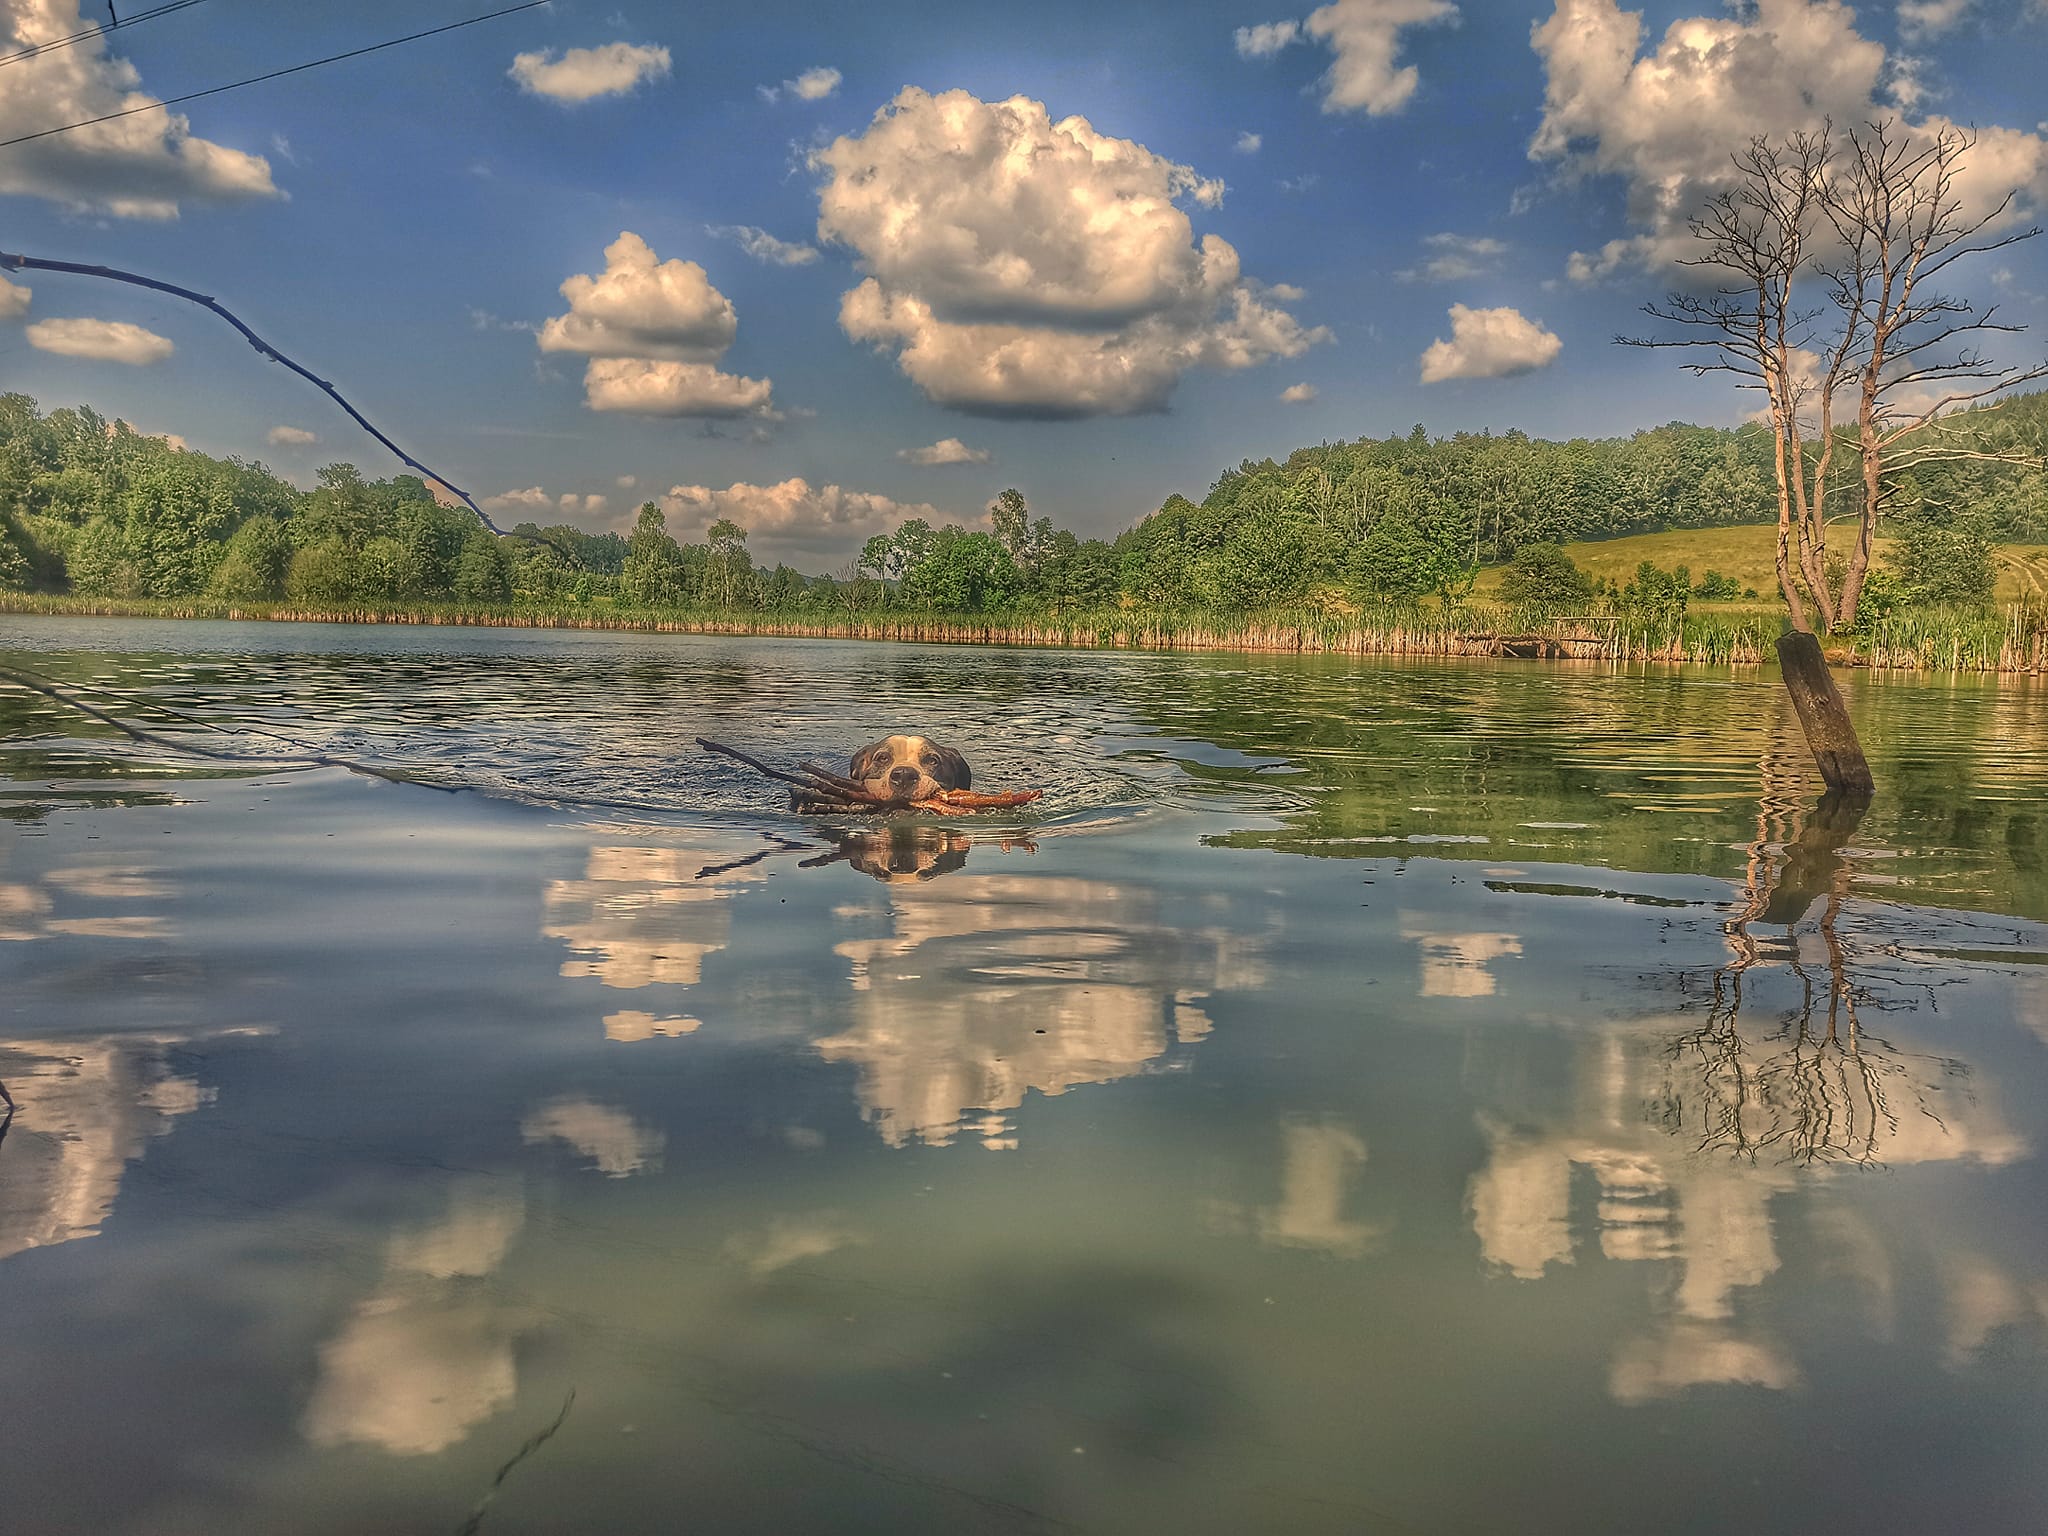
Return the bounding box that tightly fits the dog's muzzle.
[887,765,920,796]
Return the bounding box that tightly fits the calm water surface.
[2,617,2046,1535]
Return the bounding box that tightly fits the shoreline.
[3,593,2043,674]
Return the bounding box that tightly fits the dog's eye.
[920,753,938,768]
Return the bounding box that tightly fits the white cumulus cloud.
[709,224,820,266]
[1530,0,2048,280]
[1305,0,1460,116]
[1235,130,1264,154]
[508,42,671,102]
[0,274,29,319]
[482,486,552,510]
[898,437,991,465]
[760,65,841,103]
[267,425,318,446]
[1280,381,1318,402]
[1419,304,1561,383]
[540,232,776,418]
[811,87,1324,418]
[582,358,777,418]
[1235,19,1303,56]
[0,0,277,218]
[661,477,949,562]
[27,317,174,365]
[482,487,608,518]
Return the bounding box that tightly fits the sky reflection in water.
[2,618,2047,1535]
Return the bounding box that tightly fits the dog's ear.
[849,743,881,780]
[933,745,970,790]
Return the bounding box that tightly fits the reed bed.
[4,592,2043,672]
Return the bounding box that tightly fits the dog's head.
[848,734,971,802]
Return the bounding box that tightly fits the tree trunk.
[1775,631,1874,796]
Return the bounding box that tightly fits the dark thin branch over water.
[454,1390,576,1536]
[0,661,456,790]
[0,250,511,537]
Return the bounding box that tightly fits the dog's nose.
[888,764,919,792]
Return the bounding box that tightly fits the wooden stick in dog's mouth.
[696,738,1041,813]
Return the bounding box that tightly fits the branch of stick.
[696,738,903,809]
[695,738,1042,814]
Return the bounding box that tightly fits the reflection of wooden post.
[1775,633,1874,796]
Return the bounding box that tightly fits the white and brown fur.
[791,734,971,812]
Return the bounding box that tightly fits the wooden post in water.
[1775,631,1874,797]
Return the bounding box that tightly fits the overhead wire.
[0,0,554,150]
[0,0,211,71]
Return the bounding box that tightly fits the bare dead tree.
[1817,118,2047,628]
[1623,130,1858,635]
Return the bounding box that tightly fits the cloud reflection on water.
[818,869,1265,1148]
[302,1178,528,1457]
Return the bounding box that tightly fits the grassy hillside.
[1471,525,2048,603]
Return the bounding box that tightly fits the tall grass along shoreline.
[4,592,2044,673]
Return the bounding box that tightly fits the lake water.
[3,616,2046,1535]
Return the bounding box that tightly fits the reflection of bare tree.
[1663,740,2000,1169]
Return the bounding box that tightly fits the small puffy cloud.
[483,486,552,511]
[1280,381,1318,402]
[1235,131,1264,154]
[508,42,671,103]
[1419,304,1562,383]
[1235,19,1302,56]
[760,65,841,103]
[1563,235,1654,286]
[1897,0,1970,41]
[540,232,736,360]
[709,224,820,266]
[583,358,777,418]
[812,87,1324,418]
[898,437,991,465]
[483,487,608,518]
[0,274,29,319]
[1530,0,2048,278]
[266,425,318,446]
[617,474,638,488]
[541,233,776,418]
[1304,0,1461,116]
[27,317,174,365]
[0,0,277,219]
[661,477,948,561]
[1398,232,1509,282]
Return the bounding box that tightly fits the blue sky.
[3,0,2045,564]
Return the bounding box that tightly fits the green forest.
[2,387,2043,625]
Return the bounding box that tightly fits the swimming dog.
[845,734,972,803]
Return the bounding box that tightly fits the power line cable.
[0,0,212,71]
[0,0,552,150]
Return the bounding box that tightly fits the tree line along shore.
[2,390,2044,672]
